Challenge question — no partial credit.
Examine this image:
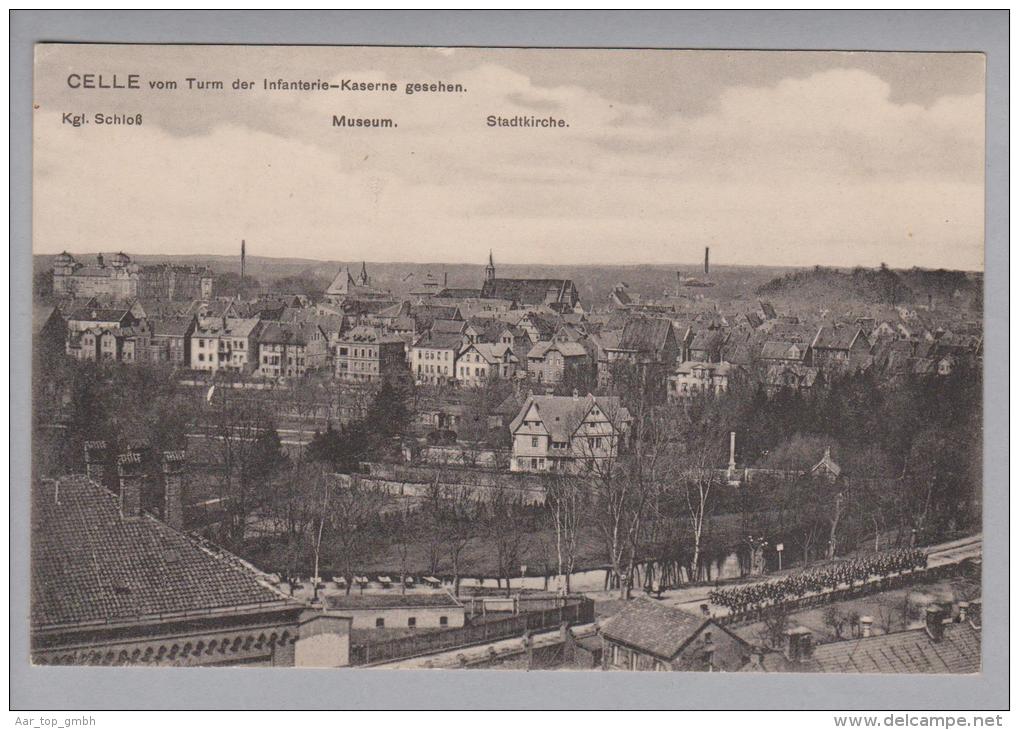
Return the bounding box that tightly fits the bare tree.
[544,470,584,594]
[328,473,388,595]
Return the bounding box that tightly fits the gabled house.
[456,342,519,386]
[668,360,740,401]
[600,599,750,672]
[411,330,463,385]
[810,326,870,370]
[508,393,630,473]
[602,317,678,383]
[526,340,592,385]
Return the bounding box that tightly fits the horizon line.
[31,250,983,274]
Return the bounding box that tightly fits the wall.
[339,606,465,631]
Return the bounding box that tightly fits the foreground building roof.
[32,476,292,631]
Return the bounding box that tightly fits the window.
[531,436,539,448]
[198,354,204,362]
[439,616,448,627]
[375,618,385,628]
[408,617,417,629]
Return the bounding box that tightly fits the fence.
[715,563,961,627]
[349,597,595,666]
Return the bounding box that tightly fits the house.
[809,446,843,483]
[31,454,352,667]
[456,342,519,387]
[810,326,871,369]
[602,317,678,383]
[148,316,196,365]
[258,322,329,379]
[526,340,592,385]
[479,252,581,310]
[410,330,463,385]
[600,599,750,672]
[190,317,262,374]
[667,360,738,401]
[759,340,809,365]
[508,393,630,473]
[764,363,819,395]
[687,328,729,363]
[66,306,138,334]
[322,592,465,631]
[334,325,408,384]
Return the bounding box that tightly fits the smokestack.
[676,271,681,297]
[160,450,187,530]
[444,271,448,288]
[704,247,710,276]
[84,440,108,485]
[116,452,144,520]
[241,240,246,284]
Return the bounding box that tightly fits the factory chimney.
[241,239,246,284]
[704,247,710,276]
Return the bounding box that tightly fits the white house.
[456,342,519,387]
[508,393,630,473]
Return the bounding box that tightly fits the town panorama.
[32,245,983,672]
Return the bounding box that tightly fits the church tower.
[485,250,496,282]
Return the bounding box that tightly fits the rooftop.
[31,476,293,631]
[324,592,462,611]
[600,599,710,661]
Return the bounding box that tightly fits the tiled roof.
[600,599,708,661]
[527,340,589,359]
[509,393,627,442]
[68,308,132,323]
[149,317,195,338]
[412,330,464,351]
[435,287,483,299]
[808,623,980,674]
[812,325,865,351]
[430,318,467,335]
[760,341,806,361]
[32,476,292,630]
[480,278,575,306]
[617,317,673,353]
[324,592,462,610]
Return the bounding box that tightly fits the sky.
[33,45,985,270]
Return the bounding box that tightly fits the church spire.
[485,250,496,282]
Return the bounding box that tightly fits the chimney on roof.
[955,602,969,623]
[925,605,947,642]
[783,627,814,663]
[116,452,144,520]
[160,451,187,530]
[83,440,109,485]
[572,388,579,401]
[860,615,873,637]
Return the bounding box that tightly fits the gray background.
[10,10,1009,710]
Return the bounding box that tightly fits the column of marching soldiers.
[708,548,928,614]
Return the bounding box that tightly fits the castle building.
[52,252,213,302]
